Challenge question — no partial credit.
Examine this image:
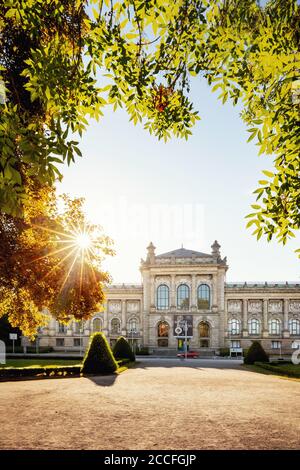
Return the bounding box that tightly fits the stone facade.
[39,242,300,354]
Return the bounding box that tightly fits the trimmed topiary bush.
[81,332,118,374]
[113,336,135,362]
[244,341,269,365]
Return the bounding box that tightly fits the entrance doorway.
[177,338,190,351]
[199,321,210,348]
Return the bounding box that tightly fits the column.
[121,300,126,334]
[263,299,269,337]
[83,319,90,336]
[283,299,289,338]
[242,299,248,337]
[103,301,108,335]
[170,274,176,309]
[150,275,155,308]
[191,274,196,310]
[212,274,218,308]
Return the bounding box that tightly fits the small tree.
[113,336,135,362]
[244,341,269,365]
[81,332,118,374]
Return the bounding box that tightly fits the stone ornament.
[290,301,300,312]
[155,276,171,285]
[268,300,283,313]
[248,300,262,312]
[108,301,121,313]
[127,301,140,312]
[227,300,242,313]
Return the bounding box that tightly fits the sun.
[75,233,92,250]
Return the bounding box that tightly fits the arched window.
[92,318,102,332]
[228,318,240,335]
[269,319,281,335]
[111,318,121,334]
[157,321,169,347]
[248,318,260,335]
[177,284,190,309]
[128,318,138,333]
[157,285,169,310]
[197,284,210,310]
[289,319,300,335]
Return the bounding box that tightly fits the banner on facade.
[173,315,193,337]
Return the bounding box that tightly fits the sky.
[57,77,300,284]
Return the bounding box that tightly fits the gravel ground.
[0,360,299,450]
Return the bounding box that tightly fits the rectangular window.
[271,341,281,349]
[58,322,67,334]
[56,338,64,347]
[73,338,81,347]
[230,340,241,348]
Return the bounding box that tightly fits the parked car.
[177,351,199,358]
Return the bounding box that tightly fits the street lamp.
[184,321,188,360]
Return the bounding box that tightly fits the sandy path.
[0,360,299,450]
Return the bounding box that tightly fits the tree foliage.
[0,0,300,248]
[0,183,114,336]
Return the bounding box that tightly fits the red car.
[177,351,199,358]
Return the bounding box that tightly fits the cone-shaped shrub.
[244,341,269,365]
[113,336,135,362]
[81,332,118,374]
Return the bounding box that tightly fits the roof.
[156,247,212,259]
[226,282,300,289]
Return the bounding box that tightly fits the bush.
[136,346,149,355]
[81,332,118,374]
[244,341,269,365]
[219,348,230,357]
[255,362,300,379]
[0,365,81,380]
[113,336,135,362]
[6,346,54,353]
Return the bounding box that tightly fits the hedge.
[113,336,135,362]
[136,346,150,355]
[254,362,300,379]
[81,332,118,374]
[0,365,81,380]
[5,346,54,354]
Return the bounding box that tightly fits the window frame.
[248,318,260,335]
[228,318,241,335]
[269,319,281,335]
[156,284,169,310]
[177,284,190,310]
[197,284,211,310]
[289,319,300,336]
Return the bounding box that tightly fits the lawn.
[0,359,81,369]
[244,362,300,379]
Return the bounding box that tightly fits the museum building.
[39,241,300,355]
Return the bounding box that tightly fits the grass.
[0,359,81,369]
[243,362,300,380]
